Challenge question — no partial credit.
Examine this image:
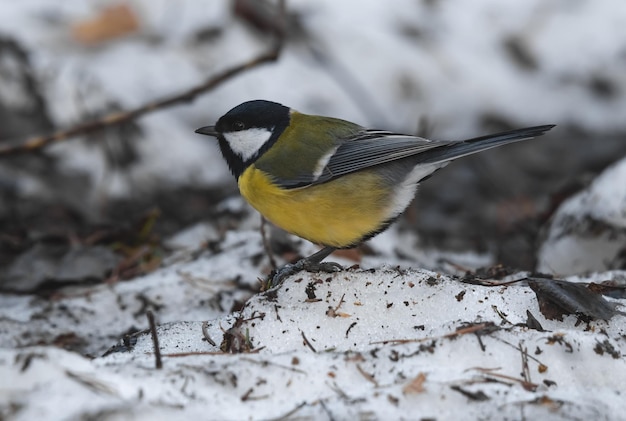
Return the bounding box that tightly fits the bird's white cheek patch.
[223,128,273,161]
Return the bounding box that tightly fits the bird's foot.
[298,259,343,273]
[268,258,343,289]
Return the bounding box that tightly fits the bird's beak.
[195,125,219,137]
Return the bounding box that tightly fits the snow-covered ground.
[2,232,625,419]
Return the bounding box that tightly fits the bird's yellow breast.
[238,165,394,248]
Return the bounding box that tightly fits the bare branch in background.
[0,0,286,158]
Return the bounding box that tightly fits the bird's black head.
[195,100,291,179]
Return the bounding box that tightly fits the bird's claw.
[268,259,343,289]
[297,260,343,273]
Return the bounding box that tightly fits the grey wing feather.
[312,125,555,186]
[272,125,555,188]
[315,134,446,184]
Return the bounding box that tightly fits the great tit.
[196,100,554,284]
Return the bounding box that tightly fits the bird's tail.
[415,124,555,165]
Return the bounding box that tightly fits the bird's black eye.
[232,121,245,131]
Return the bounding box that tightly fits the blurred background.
[1,0,626,291]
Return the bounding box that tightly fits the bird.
[195,100,554,284]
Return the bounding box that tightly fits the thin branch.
[267,401,307,421]
[202,321,217,347]
[370,322,500,346]
[147,310,162,369]
[260,216,278,270]
[471,367,539,392]
[0,0,286,157]
[300,330,317,353]
[356,363,378,387]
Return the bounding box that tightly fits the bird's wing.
[314,131,447,184]
[313,125,555,186]
[265,130,445,189]
[273,125,554,188]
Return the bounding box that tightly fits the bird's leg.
[297,246,340,270]
[270,246,342,287]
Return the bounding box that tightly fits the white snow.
[1,260,625,420]
[537,157,626,275]
[1,220,625,419]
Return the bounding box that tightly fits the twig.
[520,342,532,387]
[300,330,317,353]
[319,400,336,421]
[178,270,219,293]
[356,364,378,387]
[65,370,119,396]
[491,336,547,366]
[240,357,307,374]
[267,401,307,421]
[0,0,286,157]
[450,384,489,401]
[146,310,162,369]
[372,322,498,346]
[273,304,282,322]
[471,367,539,392]
[162,351,233,357]
[492,305,513,324]
[202,321,217,347]
[241,387,269,401]
[345,321,357,338]
[161,347,266,358]
[327,381,350,400]
[260,216,278,270]
[326,293,348,317]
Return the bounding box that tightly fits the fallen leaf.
[72,4,139,45]
[527,277,624,321]
[403,372,427,394]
